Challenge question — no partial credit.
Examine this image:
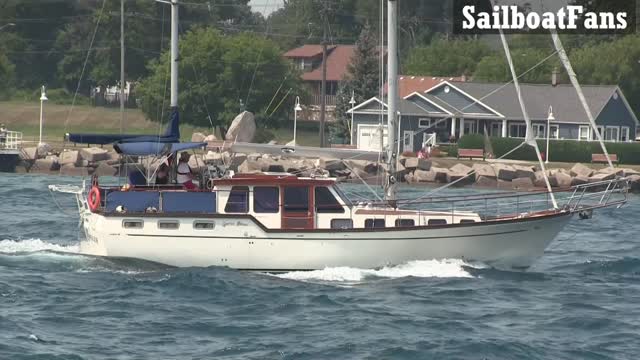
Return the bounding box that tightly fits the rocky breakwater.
[20,144,121,177]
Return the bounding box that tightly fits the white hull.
[80,211,573,270]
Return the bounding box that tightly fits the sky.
[249,0,284,16]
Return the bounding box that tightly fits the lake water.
[1,173,639,359]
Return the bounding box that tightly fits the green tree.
[473,47,559,84]
[333,23,380,141]
[136,27,302,130]
[404,38,492,77]
[0,53,15,99]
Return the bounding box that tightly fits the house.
[283,45,356,121]
[348,80,639,153]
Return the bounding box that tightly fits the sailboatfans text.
[454,3,635,34]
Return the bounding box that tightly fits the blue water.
[1,173,639,359]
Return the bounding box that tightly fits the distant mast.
[170,0,179,109]
[385,0,398,204]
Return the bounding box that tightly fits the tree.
[136,27,302,130]
[404,38,492,77]
[473,47,559,84]
[333,23,380,141]
[0,53,15,99]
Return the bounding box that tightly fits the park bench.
[457,148,485,160]
[591,153,618,164]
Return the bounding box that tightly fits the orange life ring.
[88,186,101,212]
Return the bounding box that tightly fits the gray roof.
[451,82,619,124]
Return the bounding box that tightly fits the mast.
[120,0,125,133]
[170,0,179,108]
[384,0,398,203]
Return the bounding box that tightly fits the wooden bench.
[591,153,618,164]
[457,148,485,160]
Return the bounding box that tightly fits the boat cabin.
[93,173,481,231]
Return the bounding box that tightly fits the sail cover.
[66,108,181,145]
[114,141,206,156]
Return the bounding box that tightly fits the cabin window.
[331,219,353,229]
[194,221,215,230]
[158,221,179,230]
[395,219,415,227]
[460,219,476,224]
[122,220,143,229]
[284,187,309,212]
[315,187,344,213]
[428,219,447,226]
[224,186,249,213]
[254,187,279,213]
[365,219,385,228]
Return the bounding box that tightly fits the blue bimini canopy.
[114,142,206,156]
[66,108,181,145]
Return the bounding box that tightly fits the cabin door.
[282,186,314,229]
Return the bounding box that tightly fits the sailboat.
[52,0,628,270]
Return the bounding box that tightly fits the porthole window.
[194,221,215,230]
[123,220,143,229]
[365,219,386,229]
[395,219,415,227]
[331,219,353,229]
[460,219,476,224]
[158,221,179,230]
[428,219,448,226]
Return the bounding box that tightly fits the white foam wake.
[0,239,80,254]
[276,259,478,283]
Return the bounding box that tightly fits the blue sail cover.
[114,142,206,156]
[66,108,181,145]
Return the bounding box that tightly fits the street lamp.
[0,23,15,31]
[293,96,302,146]
[546,106,554,164]
[39,86,48,146]
[349,91,356,145]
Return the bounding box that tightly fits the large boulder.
[513,165,535,180]
[204,134,217,142]
[552,172,573,188]
[570,163,594,178]
[404,158,431,171]
[589,172,615,183]
[191,132,207,143]
[413,169,437,183]
[188,154,207,172]
[225,111,256,143]
[37,143,52,157]
[447,170,473,186]
[21,147,38,161]
[628,175,640,193]
[32,158,59,172]
[494,164,517,181]
[59,164,91,177]
[450,163,472,175]
[94,163,118,177]
[59,150,81,166]
[512,177,534,190]
[596,167,624,177]
[80,147,110,162]
[533,171,548,188]
[472,164,496,179]
[571,176,590,187]
[475,176,498,188]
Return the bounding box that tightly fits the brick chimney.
[552,67,558,87]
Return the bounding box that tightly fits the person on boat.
[155,162,169,185]
[177,152,196,190]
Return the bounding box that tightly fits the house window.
[331,219,353,229]
[254,187,279,213]
[418,118,432,128]
[532,124,546,139]
[593,126,604,140]
[284,187,309,213]
[395,219,415,227]
[315,187,344,213]
[509,124,527,138]
[621,127,630,142]
[224,186,249,213]
[463,120,477,135]
[550,125,559,139]
[605,126,619,142]
[579,126,591,141]
[365,219,385,228]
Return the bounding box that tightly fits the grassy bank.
[0,101,320,147]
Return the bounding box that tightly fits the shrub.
[253,128,275,144]
[457,134,485,149]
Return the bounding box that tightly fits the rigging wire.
[63,0,108,133]
[243,0,274,110]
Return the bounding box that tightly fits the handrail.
[0,131,22,150]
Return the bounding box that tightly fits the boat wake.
[0,238,80,254]
[275,259,482,283]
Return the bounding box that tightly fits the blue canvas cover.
[67,108,181,145]
[114,142,206,156]
[105,191,161,213]
[162,192,216,213]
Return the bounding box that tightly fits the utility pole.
[120,0,125,134]
[319,0,328,147]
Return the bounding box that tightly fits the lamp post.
[39,86,48,146]
[293,96,302,146]
[0,23,15,31]
[546,106,554,164]
[349,91,356,145]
